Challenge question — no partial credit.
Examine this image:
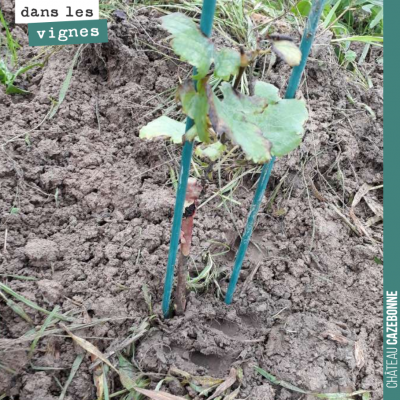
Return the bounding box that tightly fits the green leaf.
[10,207,20,215]
[29,305,60,358]
[374,256,383,265]
[0,8,20,65]
[139,116,186,144]
[256,99,308,157]
[362,391,371,400]
[59,354,84,400]
[313,391,371,399]
[0,282,72,321]
[0,59,13,85]
[219,82,268,113]
[255,366,370,399]
[0,291,32,324]
[177,78,210,142]
[214,48,241,81]
[344,50,357,63]
[292,0,312,16]
[50,44,83,118]
[195,141,226,161]
[255,367,308,394]
[254,81,280,104]
[13,63,42,80]
[6,84,29,95]
[207,86,272,164]
[216,83,307,158]
[271,40,302,67]
[323,0,342,29]
[161,13,213,79]
[331,36,383,46]
[118,354,136,391]
[369,8,383,29]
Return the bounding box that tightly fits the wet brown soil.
[0,2,383,399]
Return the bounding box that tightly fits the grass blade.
[29,305,60,358]
[133,387,187,400]
[255,367,308,394]
[207,368,237,400]
[369,8,383,29]
[0,274,37,281]
[103,364,110,400]
[59,354,84,400]
[323,0,342,29]
[61,324,118,373]
[0,362,16,374]
[255,367,371,399]
[0,8,19,65]
[50,44,83,118]
[331,35,383,45]
[0,283,72,321]
[12,63,42,80]
[223,387,240,400]
[0,290,33,324]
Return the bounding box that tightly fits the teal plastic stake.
[162,0,217,318]
[225,0,327,305]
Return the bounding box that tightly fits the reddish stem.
[174,178,202,315]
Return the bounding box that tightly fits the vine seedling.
[139,10,308,315]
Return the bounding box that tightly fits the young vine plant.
[140,12,309,164]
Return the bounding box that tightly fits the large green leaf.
[161,13,214,79]
[219,82,268,114]
[255,99,308,157]
[177,78,210,142]
[214,48,241,81]
[254,81,280,104]
[216,82,308,158]
[207,86,272,164]
[139,116,186,144]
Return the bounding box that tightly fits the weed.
[256,366,371,399]
[59,354,85,400]
[49,44,84,118]
[0,59,42,94]
[0,8,20,65]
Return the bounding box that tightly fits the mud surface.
[0,3,383,400]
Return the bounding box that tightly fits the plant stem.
[174,178,202,315]
[175,253,189,315]
[225,0,327,305]
[233,66,245,90]
[162,0,217,318]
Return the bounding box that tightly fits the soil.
[0,2,383,400]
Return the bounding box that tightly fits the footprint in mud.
[209,315,261,340]
[239,314,261,329]
[190,352,235,376]
[209,319,247,340]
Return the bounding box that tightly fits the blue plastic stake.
[225,0,327,305]
[162,0,217,318]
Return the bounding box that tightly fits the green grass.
[323,0,383,37]
[0,7,20,66]
[0,8,47,95]
[321,0,383,69]
[256,366,371,400]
